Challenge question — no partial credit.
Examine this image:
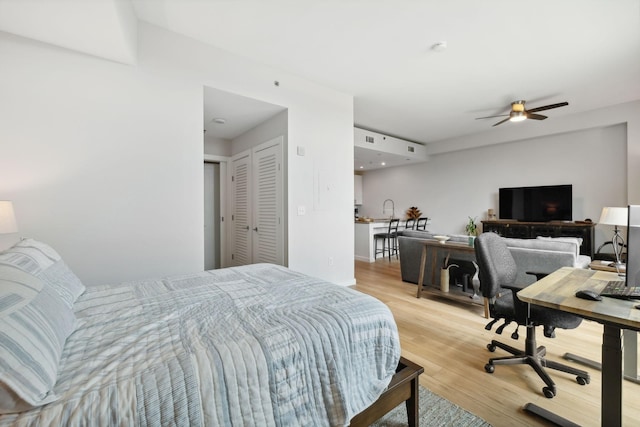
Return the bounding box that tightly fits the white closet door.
[230,152,252,266]
[252,139,283,265]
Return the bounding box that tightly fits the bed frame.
[350,357,424,427]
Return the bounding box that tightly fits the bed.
[0,239,401,426]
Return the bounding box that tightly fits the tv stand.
[481,220,595,257]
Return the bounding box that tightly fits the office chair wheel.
[484,363,495,373]
[487,344,496,352]
[577,376,590,385]
[543,387,555,398]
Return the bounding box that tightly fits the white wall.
[231,110,288,156]
[204,135,232,157]
[0,23,355,286]
[359,122,628,249]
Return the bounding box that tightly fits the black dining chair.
[405,218,416,230]
[374,219,400,261]
[416,217,428,231]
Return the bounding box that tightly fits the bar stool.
[374,219,400,260]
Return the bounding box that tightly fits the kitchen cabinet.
[354,174,363,205]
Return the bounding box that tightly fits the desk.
[590,260,626,273]
[518,267,640,426]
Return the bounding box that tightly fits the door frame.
[204,154,229,268]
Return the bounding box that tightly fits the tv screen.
[499,184,572,222]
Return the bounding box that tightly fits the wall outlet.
[328,257,334,266]
[297,206,306,216]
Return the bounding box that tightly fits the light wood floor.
[354,259,640,426]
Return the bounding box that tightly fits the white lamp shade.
[599,207,628,226]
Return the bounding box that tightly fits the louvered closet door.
[230,152,252,266]
[252,140,283,265]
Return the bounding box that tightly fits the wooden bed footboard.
[349,357,424,427]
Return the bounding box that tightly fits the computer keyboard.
[600,280,640,299]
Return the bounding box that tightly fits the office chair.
[474,233,590,399]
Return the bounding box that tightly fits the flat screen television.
[499,184,572,222]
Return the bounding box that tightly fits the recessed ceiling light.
[212,118,226,124]
[381,162,386,166]
[359,166,364,169]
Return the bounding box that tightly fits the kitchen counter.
[355,219,407,262]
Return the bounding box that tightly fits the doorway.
[203,85,288,269]
[228,137,284,266]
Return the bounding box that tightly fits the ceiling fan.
[476,100,569,127]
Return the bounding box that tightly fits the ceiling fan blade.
[527,102,569,113]
[475,114,509,120]
[527,113,547,120]
[492,117,511,127]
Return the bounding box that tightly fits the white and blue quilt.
[1,263,400,426]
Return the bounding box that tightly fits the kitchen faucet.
[382,199,395,219]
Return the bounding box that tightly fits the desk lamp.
[0,201,18,234]
[599,207,628,265]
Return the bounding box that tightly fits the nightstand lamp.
[598,206,628,266]
[0,201,18,234]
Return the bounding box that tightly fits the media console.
[481,220,595,257]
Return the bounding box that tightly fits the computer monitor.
[626,205,640,286]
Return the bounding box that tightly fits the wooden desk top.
[518,267,640,331]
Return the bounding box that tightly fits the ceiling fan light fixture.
[509,111,527,122]
[511,101,525,112]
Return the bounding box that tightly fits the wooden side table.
[589,260,626,273]
[415,239,488,317]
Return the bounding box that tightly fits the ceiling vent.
[354,128,428,171]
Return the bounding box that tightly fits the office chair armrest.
[525,271,549,281]
[501,282,528,292]
[501,271,548,293]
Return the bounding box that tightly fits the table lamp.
[598,206,628,265]
[0,201,18,234]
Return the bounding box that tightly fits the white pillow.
[0,239,85,308]
[0,265,76,413]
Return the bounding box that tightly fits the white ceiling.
[2,0,640,162]
[203,86,286,140]
[132,0,640,145]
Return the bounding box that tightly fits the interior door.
[252,139,283,264]
[230,152,251,266]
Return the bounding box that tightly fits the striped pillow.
[0,239,85,308]
[0,265,77,413]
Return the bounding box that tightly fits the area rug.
[371,385,492,427]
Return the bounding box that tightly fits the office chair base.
[524,403,581,427]
[486,337,590,398]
